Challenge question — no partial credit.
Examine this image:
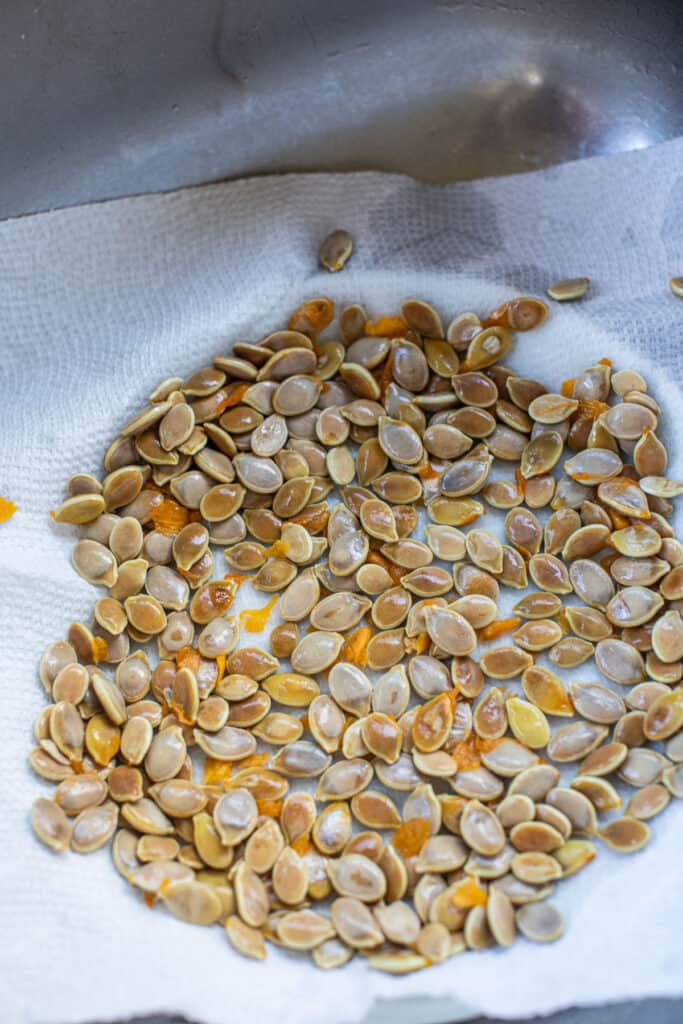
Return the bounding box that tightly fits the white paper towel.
[1,139,683,1024]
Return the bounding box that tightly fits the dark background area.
[2,0,683,219]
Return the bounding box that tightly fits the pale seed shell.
[71,801,118,853]
[214,789,258,846]
[331,897,383,949]
[569,682,625,724]
[508,765,560,802]
[225,915,267,960]
[618,747,669,787]
[481,739,539,777]
[516,901,564,942]
[546,787,597,834]
[316,760,374,801]
[547,721,608,762]
[32,797,72,852]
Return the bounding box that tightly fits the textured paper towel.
[1,139,683,1024]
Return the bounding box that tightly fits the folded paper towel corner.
[1,138,682,1024]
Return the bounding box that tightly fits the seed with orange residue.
[176,646,202,674]
[0,496,18,522]
[340,627,374,667]
[215,382,251,414]
[391,818,431,857]
[578,399,609,421]
[189,577,244,624]
[203,758,233,785]
[452,877,488,908]
[417,462,442,483]
[240,595,278,633]
[372,350,395,397]
[288,297,334,335]
[412,693,454,752]
[478,618,521,643]
[291,834,313,857]
[484,296,548,331]
[404,632,430,655]
[239,753,272,771]
[91,636,109,663]
[214,653,226,682]
[609,511,632,530]
[290,505,329,535]
[522,666,574,717]
[256,798,283,819]
[150,498,190,535]
[450,734,499,771]
[267,539,291,559]
[366,551,405,586]
[364,316,407,338]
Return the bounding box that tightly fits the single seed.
[598,817,650,853]
[547,277,589,301]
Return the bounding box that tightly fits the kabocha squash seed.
[31,286,683,972]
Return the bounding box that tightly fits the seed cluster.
[31,292,683,973]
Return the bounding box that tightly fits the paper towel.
[1,139,683,1024]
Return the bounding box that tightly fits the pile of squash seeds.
[31,293,683,972]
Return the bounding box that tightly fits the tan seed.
[32,797,72,852]
[547,277,589,301]
[598,816,650,853]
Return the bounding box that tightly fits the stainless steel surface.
[2,0,683,219]
[91,996,681,1024]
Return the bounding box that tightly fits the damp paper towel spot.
[1,138,682,1024]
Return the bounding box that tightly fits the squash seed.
[508,765,560,802]
[316,759,373,802]
[618,748,669,787]
[481,739,539,777]
[161,879,222,925]
[569,682,625,725]
[71,801,118,853]
[225,916,267,959]
[662,764,683,798]
[460,800,505,856]
[331,897,383,949]
[547,722,608,762]
[32,797,72,852]
[598,817,650,853]
[516,901,564,942]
